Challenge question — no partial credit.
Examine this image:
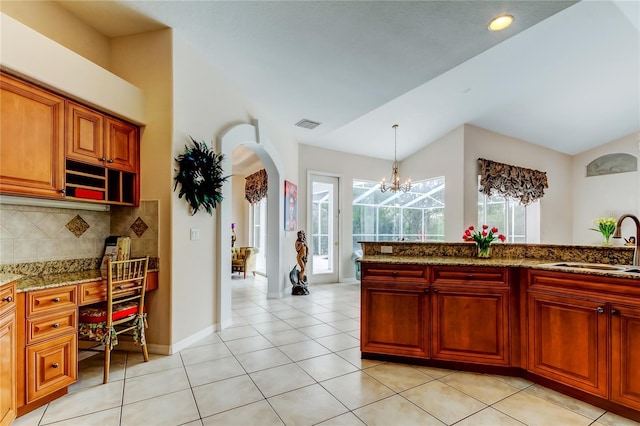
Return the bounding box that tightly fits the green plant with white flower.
[591,217,616,246]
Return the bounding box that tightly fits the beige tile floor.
[13,276,640,426]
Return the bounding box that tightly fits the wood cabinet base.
[17,388,67,417]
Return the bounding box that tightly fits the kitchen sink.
[539,262,640,274]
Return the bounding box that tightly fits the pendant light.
[380,124,411,193]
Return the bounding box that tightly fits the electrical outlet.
[380,245,393,254]
[190,228,200,240]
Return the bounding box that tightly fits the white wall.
[463,124,573,244]
[571,131,640,245]
[0,2,111,69]
[298,145,394,280]
[171,33,299,343]
[403,125,465,241]
[109,29,174,349]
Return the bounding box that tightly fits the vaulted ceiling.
[58,0,639,160]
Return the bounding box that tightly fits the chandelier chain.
[380,124,411,193]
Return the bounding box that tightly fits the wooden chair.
[78,256,150,383]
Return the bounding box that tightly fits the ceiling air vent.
[295,119,321,129]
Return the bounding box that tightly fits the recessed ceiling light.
[488,14,514,31]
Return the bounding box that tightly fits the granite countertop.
[359,255,640,280]
[13,268,160,293]
[0,273,22,287]
[15,270,106,293]
[359,255,544,268]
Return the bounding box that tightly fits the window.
[477,177,538,243]
[352,177,445,250]
[250,197,267,274]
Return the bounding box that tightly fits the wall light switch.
[380,245,393,254]
[190,228,200,240]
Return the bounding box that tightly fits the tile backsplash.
[111,201,159,258]
[0,200,159,264]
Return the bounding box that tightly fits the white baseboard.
[169,325,217,354]
[267,291,282,299]
[108,341,172,355]
[219,317,234,330]
[81,325,220,356]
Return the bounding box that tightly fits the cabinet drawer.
[0,281,16,317]
[26,286,77,317]
[432,266,507,286]
[79,279,141,306]
[26,309,77,345]
[361,263,428,282]
[79,280,106,306]
[26,333,77,403]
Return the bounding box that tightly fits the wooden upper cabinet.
[65,101,105,167]
[67,104,138,173]
[105,117,138,173]
[0,73,65,198]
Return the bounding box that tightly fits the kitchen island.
[359,241,640,421]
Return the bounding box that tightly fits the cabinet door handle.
[100,157,106,161]
[432,288,439,293]
[52,297,60,302]
[423,288,430,293]
[611,309,619,316]
[51,363,59,369]
[52,323,60,328]
[1,296,12,303]
[596,306,604,314]
[391,271,398,277]
[60,189,66,195]
[117,285,124,290]
[107,159,114,163]
[467,274,473,279]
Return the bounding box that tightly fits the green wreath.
[174,137,228,215]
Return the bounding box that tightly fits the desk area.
[3,268,158,417]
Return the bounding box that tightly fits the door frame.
[218,120,285,330]
[307,170,342,284]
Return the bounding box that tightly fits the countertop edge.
[14,268,159,293]
[358,256,640,279]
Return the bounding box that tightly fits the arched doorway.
[216,120,285,329]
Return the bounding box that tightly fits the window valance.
[478,158,548,205]
[245,169,268,204]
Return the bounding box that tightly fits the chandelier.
[380,124,411,193]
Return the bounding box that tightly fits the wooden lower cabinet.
[0,281,17,426]
[361,264,511,364]
[26,333,77,402]
[527,291,608,397]
[610,303,640,411]
[360,264,640,419]
[17,286,78,415]
[431,285,510,365]
[361,281,430,358]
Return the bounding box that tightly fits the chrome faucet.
[613,214,640,266]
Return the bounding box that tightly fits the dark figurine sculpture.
[290,230,310,295]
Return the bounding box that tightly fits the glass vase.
[477,244,491,258]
